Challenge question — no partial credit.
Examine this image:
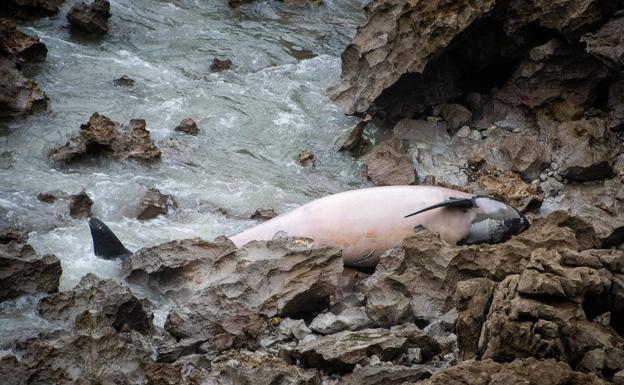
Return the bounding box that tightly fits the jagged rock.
[67,0,111,36]
[124,237,342,354]
[555,179,624,247]
[309,307,373,335]
[338,363,432,385]
[145,350,321,385]
[454,278,495,360]
[539,115,617,181]
[38,273,153,334]
[291,328,408,373]
[335,116,371,157]
[7,329,155,384]
[0,56,48,118]
[607,73,624,130]
[137,188,177,220]
[361,137,416,186]
[328,0,496,114]
[68,190,93,219]
[415,358,607,385]
[0,228,61,301]
[250,208,277,221]
[583,15,624,69]
[494,39,609,110]
[174,118,199,135]
[0,0,65,20]
[113,75,135,87]
[37,190,63,203]
[440,104,472,133]
[0,19,47,62]
[475,131,548,180]
[49,113,161,163]
[361,211,596,326]
[210,57,232,72]
[297,149,315,167]
[476,168,543,210]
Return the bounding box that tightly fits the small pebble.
[469,130,481,141]
[540,174,548,182]
[551,162,559,170]
[455,126,471,138]
[554,174,563,182]
[547,171,554,177]
[407,347,422,364]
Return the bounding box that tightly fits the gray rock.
[309,307,373,335]
[337,363,432,385]
[361,137,416,186]
[137,188,177,220]
[440,104,472,133]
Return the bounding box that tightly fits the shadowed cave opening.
[372,18,557,124]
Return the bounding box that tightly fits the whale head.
[459,196,529,245]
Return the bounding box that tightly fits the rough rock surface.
[328,0,496,114]
[250,208,277,221]
[67,0,111,36]
[0,57,48,118]
[137,188,177,220]
[68,190,93,219]
[113,75,136,87]
[210,57,233,72]
[38,273,153,335]
[475,168,543,209]
[49,113,161,163]
[335,116,371,157]
[0,228,61,301]
[361,137,416,186]
[416,358,607,385]
[174,118,199,135]
[125,237,343,354]
[338,362,432,385]
[0,19,47,62]
[0,0,66,20]
[297,149,315,167]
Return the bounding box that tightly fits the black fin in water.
[88,217,132,260]
[404,197,477,218]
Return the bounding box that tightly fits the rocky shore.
[1,0,623,384]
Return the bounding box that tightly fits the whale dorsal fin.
[404,197,476,218]
[88,217,132,260]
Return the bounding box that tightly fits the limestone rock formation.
[0,228,61,301]
[49,113,161,163]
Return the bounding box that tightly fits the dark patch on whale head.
[459,197,530,245]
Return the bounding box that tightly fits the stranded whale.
[89,186,529,268]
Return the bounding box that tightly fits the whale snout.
[460,197,530,245]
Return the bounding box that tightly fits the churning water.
[0,0,367,342]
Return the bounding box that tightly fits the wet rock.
[113,75,135,87]
[309,307,373,335]
[210,57,232,72]
[67,0,111,36]
[440,103,472,133]
[335,116,371,157]
[1,0,66,20]
[0,228,61,301]
[291,328,408,373]
[174,117,199,135]
[582,15,624,69]
[69,190,93,219]
[328,0,496,114]
[338,363,432,385]
[38,273,153,335]
[539,115,617,181]
[476,168,543,210]
[250,208,277,221]
[50,113,161,163]
[297,149,315,167]
[0,19,47,62]
[37,191,62,203]
[417,358,607,385]
[137,188,177,220]
[0,56,48,118]
[361,137,416,186]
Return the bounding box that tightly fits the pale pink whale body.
[230,186,477,267]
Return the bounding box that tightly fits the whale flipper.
[404,197,477,218]
[88,217,132,260]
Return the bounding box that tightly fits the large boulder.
[38,273,153,335]
[49,113,161,163]
[67,0,111,36]
[0,56,48,118]
[0,228,61,302]
[360,137,416,186]
[124,237,343,355]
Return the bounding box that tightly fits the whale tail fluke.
[88,217,132,260]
